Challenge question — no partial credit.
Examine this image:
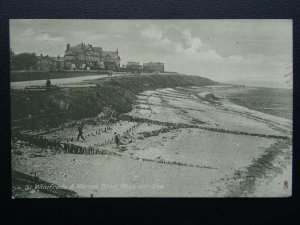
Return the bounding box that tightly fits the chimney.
[67,43,70,50]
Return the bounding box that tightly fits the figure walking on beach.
[114,132,120,147]
[77,122,85,141]
[45,78,51,90]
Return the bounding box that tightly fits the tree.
[11,53,38,70]
[10,48,15,70]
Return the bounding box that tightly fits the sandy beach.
[12,84,292,197]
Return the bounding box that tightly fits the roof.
[67,43,102,54]
[69,43,88,53]
[93,47,103,53]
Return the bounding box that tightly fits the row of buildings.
[35,42,164,72]
[125,61,164,73]
[36,43,120,71]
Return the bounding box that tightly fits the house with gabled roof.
[64,43,121,70]
[64,43,105,70]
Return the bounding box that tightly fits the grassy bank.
[11,74,218,131]
[11,70,108,82]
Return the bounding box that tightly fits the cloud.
[174,29,224,63]
[34,32,64,42]
[182,29,205,51]
[20,28,35,37]
[141,25,163,39]
[227,55,244,64]
[140,24,174,51]
[140,26,224,65]
[66,31,110,45]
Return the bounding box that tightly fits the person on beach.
[114,132,120,147]
[45,78,51,89]
[77,122,85,141]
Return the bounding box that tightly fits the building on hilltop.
[64,43,105,70]
[64,43,121,70]
[143,62,164,73]
[103,49,121,70]
[14,43,122,71]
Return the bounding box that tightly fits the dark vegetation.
[10,52,37,70]
[100,74,216,94]
[11,74,217,131]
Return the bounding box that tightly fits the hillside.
[11,74,218,130]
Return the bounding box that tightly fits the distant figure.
[114,132,120,146]
[77,123,85,141]
[45,78,51,89]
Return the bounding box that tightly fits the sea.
[223,86,293,120]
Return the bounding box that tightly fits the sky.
[10,19,292,88]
